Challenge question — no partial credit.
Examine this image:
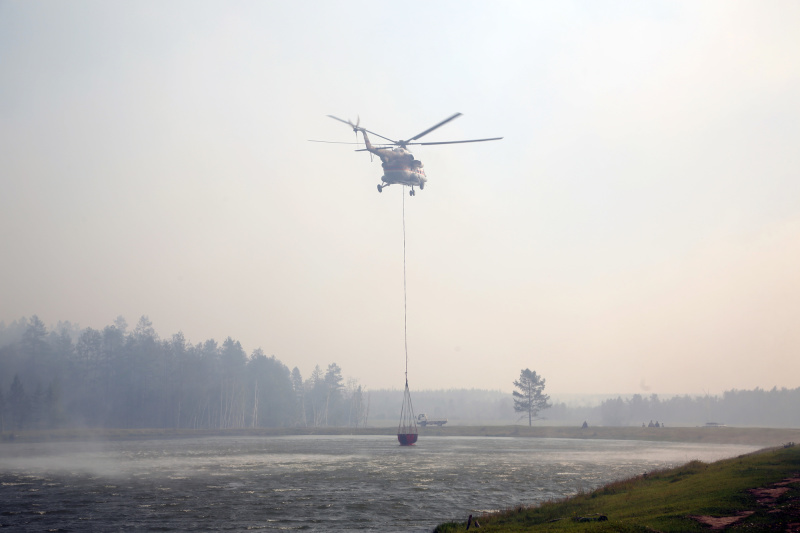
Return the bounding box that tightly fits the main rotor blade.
[405,113,463,143]
[326,115,398,144]
[327,115,355,126]
[355,145,394,152]
[361,128,397,144]
[308,139,365,144]
[409,137,504,146]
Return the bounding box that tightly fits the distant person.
[648,420,654,427]
[581,421,588,429]
[642,422,646,428]
[655,421,660,428]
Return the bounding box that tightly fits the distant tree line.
[369,389,800,429]
[0,316,368,431]
[367,388,516,425]
[591,390,800,428]
[3,316,796,430]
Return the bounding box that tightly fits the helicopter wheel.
[377,185,383,193]
[409,189,415,196]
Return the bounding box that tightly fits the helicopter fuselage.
[378,149,427,188]
[382,166,426,188]
[362,133,427,192]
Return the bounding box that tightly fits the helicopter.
[311,113,502,196]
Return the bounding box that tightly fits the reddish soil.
[690,511,753,529]
[691,474,800,531]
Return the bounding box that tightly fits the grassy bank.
[435,444,800,532]
[2,425,799,446]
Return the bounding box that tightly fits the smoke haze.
[2,1,799,395]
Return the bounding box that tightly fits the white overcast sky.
[2,1,799,395]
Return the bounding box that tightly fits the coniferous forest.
[0,316,367,431]
[1,315,798,431]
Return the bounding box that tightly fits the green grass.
[434,444,800,532]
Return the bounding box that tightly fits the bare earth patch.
[750,486,790,503]
[690,511,753,529]
[691,474,800,531]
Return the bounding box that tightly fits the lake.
[0,435,759,532]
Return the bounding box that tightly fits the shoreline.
[2,425,798,446]
[434,444,800,532]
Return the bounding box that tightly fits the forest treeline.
[0,316,367,431]
[2,316,798,431]
[368,388,800,428]
[588,388,800,428]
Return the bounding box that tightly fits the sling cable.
[397,187,418,446]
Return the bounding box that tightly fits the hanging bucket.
[397,433,418,446]
[397,380,418,446]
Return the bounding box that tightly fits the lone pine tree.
[513,368,551,426]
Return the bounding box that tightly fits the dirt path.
[691,475,800,531]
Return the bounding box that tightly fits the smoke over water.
[0,435,757,531]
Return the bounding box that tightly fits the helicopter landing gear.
[377,184,383,193]
[409,188,415,196]
[420,182,424,190]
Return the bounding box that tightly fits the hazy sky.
[2,1,799,396]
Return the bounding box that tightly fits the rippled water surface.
[0,435,758,531]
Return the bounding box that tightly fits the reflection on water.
[0,435,758,532]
